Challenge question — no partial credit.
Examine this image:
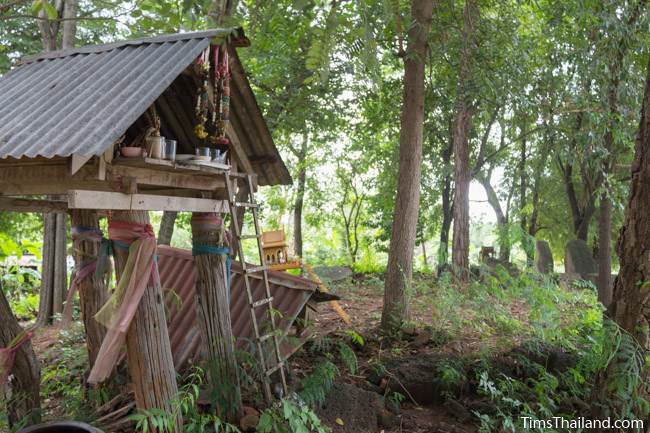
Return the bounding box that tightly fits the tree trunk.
[608,55,650,344]
[37,213,55,326]
[598,194,613,307]
[69,210,108,369]
[190,213,242,421]
[158,211,177,245]
[451,0,477,284]
[0,290,40,428]
[52,212,67,317]
[381,0,434,333]
[61,0,77,49]
[37,10,57,52]
[518,130,534,265]
[293,134,308,259]
[421,242,428,268]
[111,211,181,429]
[477,174,509,262]
[437,133,453,274]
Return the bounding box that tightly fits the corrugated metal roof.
[157,246,320,369]
[0,29,292,186]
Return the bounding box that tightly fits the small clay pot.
[120,147,145,158]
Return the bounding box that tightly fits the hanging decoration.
[194,43,232,150]
[212,44,231,147]
[194,47,211,141]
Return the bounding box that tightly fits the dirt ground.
[290,275,486,433]
[27,272,540,433]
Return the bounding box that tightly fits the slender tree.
[451,0,478,283]
[293,131,308,258]
[158,211,177,245]
[381,0,434,332]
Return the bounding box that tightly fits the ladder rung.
[244,265,267,274]
[235,202,258,208]
[239,234,262,240]
[229,172,249,179]
[266,361,285,376]
[252,297,273,308]
[259,332,275,342]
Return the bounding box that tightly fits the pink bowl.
[121,147,145,158]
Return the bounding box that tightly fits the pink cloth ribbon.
[0,331,34,387]
[60,227,104,326]
[87,220,157,384]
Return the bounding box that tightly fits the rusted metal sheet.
[157,246,318,369]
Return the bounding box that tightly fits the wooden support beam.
[226,123,254,174]
[0,197,67,213]
[109,164,225,191]
[70,154,93,176]
[68,190,229,213]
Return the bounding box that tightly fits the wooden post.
[111,211,181,429]
[69,210,108,368]
[191,213,242,421]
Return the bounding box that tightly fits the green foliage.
[298,360,338,408]
[130,366,240,433]
[257,399,329,433]
[345,329,365,347]
[337,341,358,375]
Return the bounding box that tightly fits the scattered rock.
[535,240,554,274]
[412,328,432,347]
[401,324,418,337]
[378,409,399,429]
[242,406,259,417]
[564,239,597,278]
[507,340,577,376]
[427,421,470,433]
[240,413,259,432]
[385,355,466,405]
[443,399,471,423]
[317,382,383,433]
[367,364,387,386]
[385,396,401,414]
[312,266,353,282]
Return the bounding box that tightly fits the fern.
[338,341,358,375]
[299,360,339,407]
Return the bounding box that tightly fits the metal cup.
[198,147,211,157]
[165,139,177,161]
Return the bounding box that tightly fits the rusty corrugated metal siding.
[157,246,317,369]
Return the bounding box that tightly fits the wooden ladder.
[225,171,288,402]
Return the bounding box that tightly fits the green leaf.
[30,0,43,15]
[257,412,273,433]
[43,1,58,19]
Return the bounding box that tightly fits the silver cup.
[165,139,177,161]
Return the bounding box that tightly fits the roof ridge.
[19,28,247,65]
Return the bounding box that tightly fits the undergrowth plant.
[257,399,329,433]
[129,367,240,433]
